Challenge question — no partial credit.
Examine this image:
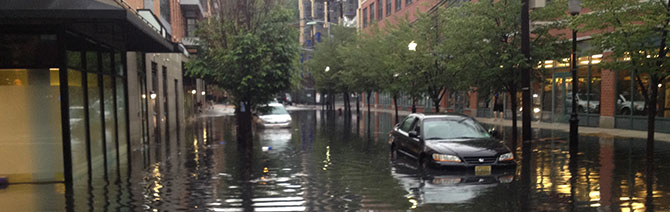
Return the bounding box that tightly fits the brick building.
[355,0,670,132]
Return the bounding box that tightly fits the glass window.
[406,0,412,5]
[586,65,602,114]
[261,105,289,115]
[399,117,416,132]
[87,73,104,179]
[186,18,197,37]
[103,76,117,169]
[422,118,490,140]
[378,0,383,20]
[67,51,82,69]
[363,8,368,28]
[160,0,171,23]
[616,70,633,115]
[396,0,402,11]
[86,52,98,72]
[370,3,375,23]
[68,69,87,180]
[102,52,112,74]
[660,80,670,118]
[0,68,63,182]
[386,0,392,16]
[114,52,123,76]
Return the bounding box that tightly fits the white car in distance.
[254,103,292,128]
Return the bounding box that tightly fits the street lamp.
[569,0,581,149]
[408,41,417,51]
[408,41,418,113]
[325,66,330,72]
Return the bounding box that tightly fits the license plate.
[475,166,492,176]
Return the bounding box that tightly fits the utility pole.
[521,0,532,143]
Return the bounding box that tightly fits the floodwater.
[2,109,670,211]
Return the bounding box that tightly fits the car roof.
[408,112,471,119]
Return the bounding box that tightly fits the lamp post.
[408,41,417,113]
[569,0,581,150]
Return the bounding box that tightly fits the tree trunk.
[367,91,372,115]
[434,99,440,113]
[647,75,658,159]
[236,101,253,142]
[509,88,518,150]
[412,96,417,113]
[356,93,360,115]
[393,94,399,124]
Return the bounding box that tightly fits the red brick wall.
[125,0,144,10]
[469,90,478,111]
[170,0,185,42]
[600,69,616,117]
[360,0,439,31]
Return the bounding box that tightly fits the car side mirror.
[488,128,502,139]
[408,131,419,138]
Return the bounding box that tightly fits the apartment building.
[357,0,670,132]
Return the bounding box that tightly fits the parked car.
[389,113,516,173]
[566,92,600,113]
[254,103,292,128]
[617,94,645,115]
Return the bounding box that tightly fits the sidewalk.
[331,105,670,142]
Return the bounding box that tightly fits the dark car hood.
[425,138,510,157]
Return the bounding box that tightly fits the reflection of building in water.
[529,135,670,211]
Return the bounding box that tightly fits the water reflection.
[4,110,670,211]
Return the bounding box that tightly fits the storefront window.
[0,68,64,182]
[586,65,602,115]
[87,73,104,179]
[68,63,88,180]
[616,70,634,115]
[660,80,670,118]
[103,75,116,169]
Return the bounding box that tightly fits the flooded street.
[2,109,670,211]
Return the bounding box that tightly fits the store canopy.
[0,0,175,52]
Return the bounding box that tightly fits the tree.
[186,0,298,140]
[445,0,568,143]
[306,25,357,111]
[578,0,670,148]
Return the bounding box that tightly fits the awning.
[0,0,175,52]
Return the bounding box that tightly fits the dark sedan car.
[389,113,515,174]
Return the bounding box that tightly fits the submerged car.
[389,113,515,173]
[254,103,292,128]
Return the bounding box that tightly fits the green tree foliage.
[187,0,297,110]
[186,0,298,139]
[440,0,568,142]
[577,0,670,143]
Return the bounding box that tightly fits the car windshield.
[422,118,490,140]
[261,105,288,115]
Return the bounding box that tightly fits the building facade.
[357,0,670,133]
[0,0,209,185]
